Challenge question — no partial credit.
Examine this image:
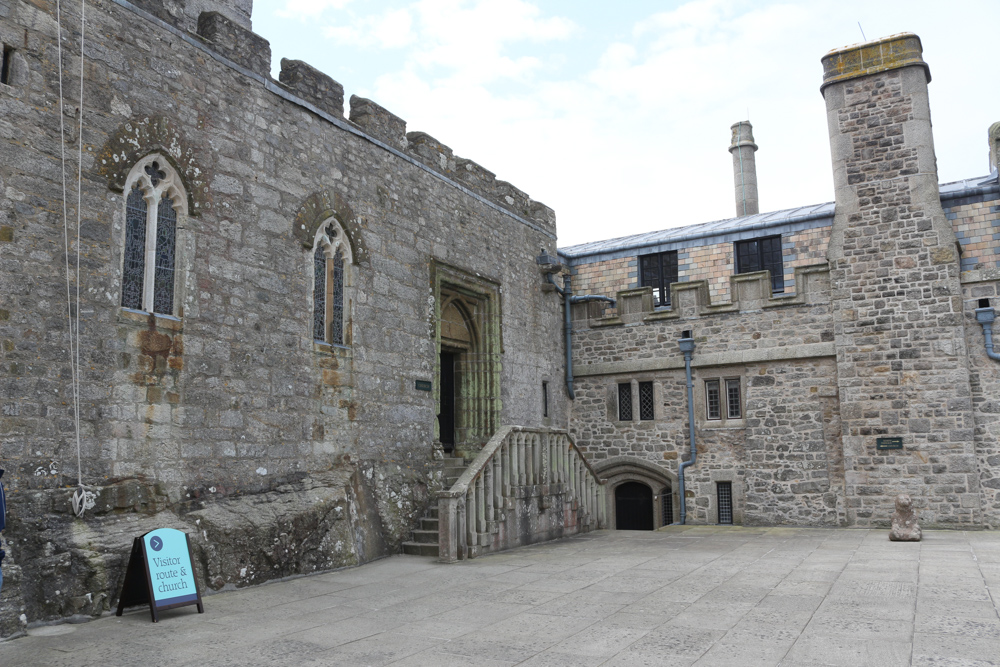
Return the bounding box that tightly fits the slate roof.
[558,172,998,260]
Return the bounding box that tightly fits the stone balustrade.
[438,426,607,562]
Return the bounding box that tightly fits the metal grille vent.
[662,488,673,525]
[717,482,733,524]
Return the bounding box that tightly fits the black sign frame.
[876,437,904,450]
[116,530,205,623]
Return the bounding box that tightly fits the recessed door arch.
[615,481,654,530]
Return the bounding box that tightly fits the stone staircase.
[402,455,466,557]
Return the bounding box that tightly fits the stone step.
[426,506,439,519]
[411,529,439,544]
[420,517,439,531]
[402,541,439,557]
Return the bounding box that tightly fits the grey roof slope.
[559,172,998,260]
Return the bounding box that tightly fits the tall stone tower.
[822,34,980,526]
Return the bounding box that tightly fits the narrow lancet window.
[313,246,327,341]
[310,220,353,348]
[119,157,185,317]
[331,249,345,345]
[153,194,177,315]
[121,185,147,310]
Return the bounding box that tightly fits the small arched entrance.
[615,482,654,530]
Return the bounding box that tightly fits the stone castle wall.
[0,0,564,633]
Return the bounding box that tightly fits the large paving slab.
[2,526,1000,666]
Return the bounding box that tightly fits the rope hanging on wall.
[55,0,91,518]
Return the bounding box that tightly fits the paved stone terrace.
[2,527,999,666]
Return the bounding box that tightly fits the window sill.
[700,421,746,430]
[313,340,352,356]
[119,308,183,331]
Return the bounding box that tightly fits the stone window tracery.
[120,156,185,316]
[312,220,353,346]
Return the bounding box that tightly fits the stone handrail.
[438,426,607,562]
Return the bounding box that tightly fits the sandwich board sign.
[116,528,204,622]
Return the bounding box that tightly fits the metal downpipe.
[677,333,696,525]
[975,306,1000,361]
[546,272,616,401]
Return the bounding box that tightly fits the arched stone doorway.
[615,482,654,530]
[432,262,502,460]
[592,456,678,529]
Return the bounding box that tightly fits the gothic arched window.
[120,156,185,316]
[312,220,353,346]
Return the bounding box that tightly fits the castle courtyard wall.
[0,0,564,633]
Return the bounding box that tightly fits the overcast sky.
[251,0,1000,248]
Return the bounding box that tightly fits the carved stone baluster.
[466,487,476,552]
[502,442,511,497]
[493,450,502,511]
[478,468,489,536]
[517,433,528,486]
[526,435,535,486]
[485,461,495,525]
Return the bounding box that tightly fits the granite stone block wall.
[0,0,564,633]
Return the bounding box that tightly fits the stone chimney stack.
[989,122,1000,174]
[729,121,759,217]
[821,34,979,527]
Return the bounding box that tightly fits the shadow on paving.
[2,526,1000,666]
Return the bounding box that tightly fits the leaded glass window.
[735,235,784,293]
[120,157,183,316]
[311,220,353,347]
[121,185,147,310]
[638,381,654,421]
[331,249,344,345]
[618,382,632,421]
[706,380,721,420]
[313,246,326,341]
[639,251,678,307]
[726,379,742,419]
[153,194,176,315]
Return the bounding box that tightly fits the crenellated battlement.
[575,263,831,327]
[173,6,554,233]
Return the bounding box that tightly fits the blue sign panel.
[143,528,199,607]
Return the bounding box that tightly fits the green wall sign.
[876,437,903,450]
[415,380,432,391]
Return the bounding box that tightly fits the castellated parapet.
[0,0,562,635]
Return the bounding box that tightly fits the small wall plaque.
[876,437,903,450]
[415,380,432,392]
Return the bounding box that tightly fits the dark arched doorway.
[615,482,654,530]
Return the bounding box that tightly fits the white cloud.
[278,0,354,19]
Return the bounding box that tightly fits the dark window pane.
[639,251,678,307]
[152,195,176,315]
[639,255,662,306]
[618,383,633,421]
[638,381,654,420]
[331,249,345,345]
[121,186,147,310]
[735,239,760,273]
[706,380,720,420]
[717,482,733,524]
[761,236,784,293]
[726,379,741,419]
[313,246,326,341]
[735,236,783,293]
